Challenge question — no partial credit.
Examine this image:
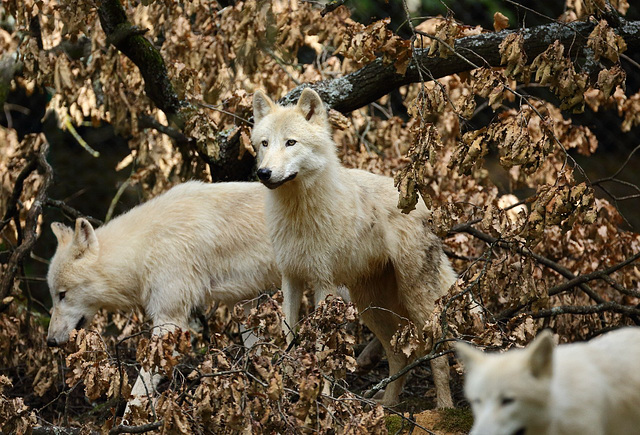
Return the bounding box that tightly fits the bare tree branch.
[547,251,640,298]
[0,138,52,309]
[45,198,103,228]
[449,221,640,324]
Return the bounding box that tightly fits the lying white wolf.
[252,88,457,407]
[47,181,281,406]
[457,328,640,435]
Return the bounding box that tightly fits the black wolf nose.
[257,168,271,181]
[47,338,58,347]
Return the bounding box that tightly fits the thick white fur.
[252,88,457,407]
[457,328,640,435]
[47,181,281,409]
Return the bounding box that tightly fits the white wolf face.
[456,331,555,435]
[252,88,334,189]
[46,218,102,347]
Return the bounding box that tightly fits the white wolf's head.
[252,88,336,189]
[456,331,555,435]
[46,218,103,346]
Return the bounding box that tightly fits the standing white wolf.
[252,88,457,407]
[47,181,281,406]
[457,328,640,435]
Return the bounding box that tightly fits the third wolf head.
[252,88,339,189]
[456,331,555,435]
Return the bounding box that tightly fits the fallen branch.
[32,427,94,435]
[363,348,453,399]
[529,302,640,319]
[109,420,163,435]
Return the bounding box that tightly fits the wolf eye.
[261,140,268,147]
[501,397,515,406]
[286,139,296,147]
[59,292,66,301]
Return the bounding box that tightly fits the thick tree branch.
[281,19,640,112]
[96,0,253,180]
[97,0,184,126]
[0,155,38,231]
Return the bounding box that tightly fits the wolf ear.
[51,222,73,246]
[72,218,98,256]
[527,330,555,379]
[455,341,485,372]
[253,90,276,124]
[297,88,327,126]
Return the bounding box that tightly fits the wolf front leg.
[314,283,340,306]
[281,275,304,344]
[123,319,186,420]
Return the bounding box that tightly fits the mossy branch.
[97,0,184,127]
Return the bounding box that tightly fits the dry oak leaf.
[499,33,527,79]
[493,12,509,32]
[597,65,626,99]
[427,19,459,58]
[587,20,627,63]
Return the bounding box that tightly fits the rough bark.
[92,4,640,180]
[97,0,184,125]
[281,19,640,112]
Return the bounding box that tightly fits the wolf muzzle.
[257,170,297,189]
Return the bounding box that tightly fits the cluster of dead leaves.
[335,17,412,74]
[66,329,131,401]
[110,293,384,433]
[0,375,36,435]
[2,0,640,431]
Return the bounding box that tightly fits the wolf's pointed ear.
[51,222,73,246]
[253,90,275,124]
[72,218,98,256]
[527,330,554,379]
[297,88,327,126]
[455,341,485,372]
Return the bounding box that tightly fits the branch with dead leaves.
[448,222,640,324]
[0,136,52,310]
[280,18,640,113]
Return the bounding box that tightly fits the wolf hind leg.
[431,354,453,408]
[359,304,410,407]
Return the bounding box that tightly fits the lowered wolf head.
[46,218,102,347]
[456,331,555,435]
[252,88,336,189]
